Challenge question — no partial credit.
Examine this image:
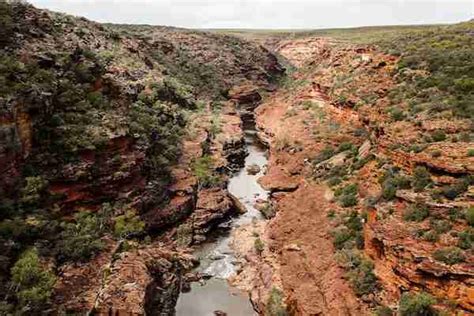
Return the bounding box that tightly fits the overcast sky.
[28,0,474,29]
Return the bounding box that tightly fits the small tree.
[11,248,55,311]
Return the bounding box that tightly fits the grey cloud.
[29,0,474,29]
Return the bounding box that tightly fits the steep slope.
[231,22,473,315]
[0,2,283,314]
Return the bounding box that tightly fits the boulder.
[247,163,261,175]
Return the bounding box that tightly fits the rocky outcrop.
[48,136,147,212]
[54,240,197,315]
[54,237,118,313]
[95,246,196,315]
[364,210,474,311]
[228,84,262,107]
[144,196,196,232]
[191,188,239,237]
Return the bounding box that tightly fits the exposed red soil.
[269,184,368,315]
[251,82,370,314]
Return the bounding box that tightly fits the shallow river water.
[175,123,269,315]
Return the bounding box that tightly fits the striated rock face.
[364,206,474,311]
[96,246,196,315]
[228,84,263,107]
[229,39,371,314]
[48,136,147,211]
[54,241,196,315]
[192,188,238,237]
[143,196,196,232]
[212,103,248,170]
[0,2,284,314]
[0,111,32,197]
[233,27,474,315]
[0,2,283,211]
[54,237,119,313]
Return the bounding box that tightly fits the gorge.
[0,2,473,315]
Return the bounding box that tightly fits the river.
[175,119,269,315]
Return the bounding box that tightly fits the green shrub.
[432,247,465,265]
[403,203,430,222]
[114,210,145,239]
[393,175,412,189]
[376,306,393,316]
[457,228,474,250]
[440,178,469,200]
[0,301,13,314]
[379,22,474,119]
[339,194,358,207]
[390,108,406,121]
[467,149,474,157]
[313,145,335,164]
[57,212,105,262]
[209,116,222,138]
[333,228,354,250]
[20,176,48,206]
[176,223,193,247]
[422,230,439,242]
[327,209,336,219]
[0,1,19,46]
[260,203,276,219]
[265,287,288,316]
[155,77,196,109]
[407,144,426,153]
[430,150,441,158]
[346,257,378,296]
[379,168,412,200]
[412,167,431,192]
[336,184,358,207]
[337,142,354,153]
[399,292,437,316]
[381,179,397,200]
[431,130,446,142]
[345,211,363,231]
[128,91,186,185]
[327,176,342,187]
[429,219,452,234]
[254,238,264,255]
[325,165,348,180]
[332,211,364,250]
[11,248,56,311]
[466,207,474,226]
[336,249,379,296]
[192,155,219,188]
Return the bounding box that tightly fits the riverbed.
[175,121,268,315]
